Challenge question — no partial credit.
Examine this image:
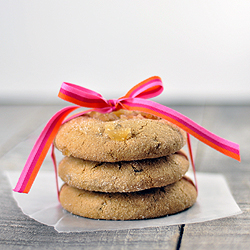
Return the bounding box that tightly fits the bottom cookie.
[59,177,197,220]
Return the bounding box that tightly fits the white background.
[1,0,250,105]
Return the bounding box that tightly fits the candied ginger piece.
[104,123,131,141]
[62,148,71,156]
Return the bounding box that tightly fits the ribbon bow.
[14,76,240,194]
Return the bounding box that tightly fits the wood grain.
[181,106,250,249]
[0,105,249,249]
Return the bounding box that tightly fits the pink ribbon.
[13,76,240,194]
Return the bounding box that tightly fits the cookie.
[59,177,197,220]
[58,151,189,193]
[54,110,186,162]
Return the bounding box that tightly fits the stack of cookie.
[54,110,197,220]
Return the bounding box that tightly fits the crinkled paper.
[6,171,241,233]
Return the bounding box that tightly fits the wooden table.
[0,105,249,249]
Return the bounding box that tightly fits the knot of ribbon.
[14,76,240,194]
[107,99,118,111]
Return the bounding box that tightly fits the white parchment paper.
[6,171,241,233]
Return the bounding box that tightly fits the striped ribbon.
[13,76,240,194]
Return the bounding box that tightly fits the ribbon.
[13,76,240,194]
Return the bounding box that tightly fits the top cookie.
[54,110,186,162]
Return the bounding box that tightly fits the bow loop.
[59,82,110,108]
[123,76,163,99]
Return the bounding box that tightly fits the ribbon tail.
[50,143,60,201]
[50,108,97,200]
[187,133,198,193]
[121,98,240,162]
[13,106,80,193]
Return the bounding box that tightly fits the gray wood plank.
[0,172,181,249]
[0,105,65,159]
[181,106,250,249]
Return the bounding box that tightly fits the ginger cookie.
[58,151,189,193]
[54,110,186,162]
[59,177,197,220]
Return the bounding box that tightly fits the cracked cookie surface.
[58,151,189,193]
[59,177,197,220]
[54,110,187,162]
